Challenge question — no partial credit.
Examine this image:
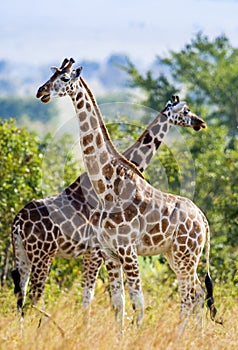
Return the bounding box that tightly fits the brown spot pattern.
[100,151,109,164]
[84,146,95,155]
[124,204,138,221]
[77,99,84,109]
[102,164,114,180]
[109,212,123,224]
[161,218,169,232]
[90,116,98,129]
[82,134,93,146]
[97,179,105,193]
[149,222,161,234]
[142,234,152,246]
[105,193,114,202]
[96,133,103,147]
[81,122,90,132]
[86,102,91,112]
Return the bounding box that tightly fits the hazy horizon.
[1,0,238,67]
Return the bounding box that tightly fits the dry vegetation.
[0,278,237,350]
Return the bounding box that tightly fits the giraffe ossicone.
[12,57,219,332]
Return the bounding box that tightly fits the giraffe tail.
[204,223,223,325]
[11,268,21,294]
[11,217,24,310]
[205,272,217,322]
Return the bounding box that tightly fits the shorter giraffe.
[11,98,205,316]
[35,59,220,331]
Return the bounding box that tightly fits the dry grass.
[0,282,237,350]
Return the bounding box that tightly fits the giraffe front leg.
[120,247,144,327]
[83,249,104,310]
[104,258,125,331]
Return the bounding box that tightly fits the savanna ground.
[0,261,237,350]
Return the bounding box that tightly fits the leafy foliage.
[123,33,238,288]
[0,118,79,285]
[122,59,176,121]
[161,32,238,135]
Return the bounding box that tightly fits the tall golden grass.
[0,279,237,350]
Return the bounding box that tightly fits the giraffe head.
[162,95,206,131]
[36,58,82,102]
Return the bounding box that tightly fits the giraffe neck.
[79,77,170,174]
[70,78,143,200]
[123,113,170,172]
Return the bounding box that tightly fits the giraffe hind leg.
[29,257,53,306]
[12,236,32,316]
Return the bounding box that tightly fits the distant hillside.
[0,53,145,127]
[0,53,138,97]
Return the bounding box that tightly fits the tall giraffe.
[11,61,205,318]
[35,58,219,330]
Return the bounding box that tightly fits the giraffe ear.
[50,66,59,74]
[75,66,83,78]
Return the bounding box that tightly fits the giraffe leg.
[82,248,104,327]
[12,263,32,318]
[104,258,125,331]
[177,274,199,331]
[28,257,52,328]
[83,249,104,310]
[165,252,205,333]
[29,257,52,307]
[193,275,206,328]
[119,248,144,327]
[12,234,32,318]
[177,275,205,334]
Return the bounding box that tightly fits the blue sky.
[1,0,238,66]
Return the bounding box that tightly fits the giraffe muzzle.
[40,94,51,103]
[192,116,207,131]
[36,86,51,103]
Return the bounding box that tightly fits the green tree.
[187,125,238,285]
[122,36,238,287]
[122,59,177,122]
[0,118,78,286]
[161,32,238,136]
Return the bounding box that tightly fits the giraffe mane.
[79,76,145,179]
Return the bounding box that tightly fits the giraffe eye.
[61,76,70,82]
[183,109,189,115]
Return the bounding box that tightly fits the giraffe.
[35,58,219,331]
[11,59,205,319]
